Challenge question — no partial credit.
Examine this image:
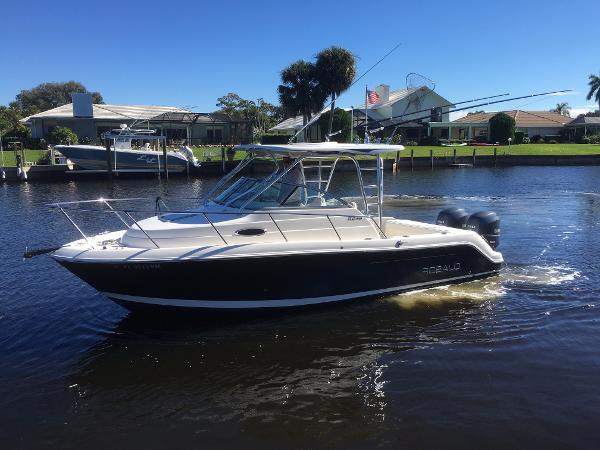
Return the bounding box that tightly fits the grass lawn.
[1,149,48,167]
[191,146,248,161]
[385,144,600,159]
[2,144,599,168]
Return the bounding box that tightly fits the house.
[20,93,251,145]
[269,84,452,142]
[564,116,600,141]
[429,110,572,141]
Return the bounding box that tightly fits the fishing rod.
[372,89,572,129]
[359,92,512,126]
[290,42,402,143]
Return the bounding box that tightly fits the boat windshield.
[213,175,348,209]
[114,137,132,150]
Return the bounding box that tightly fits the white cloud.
[449,111,468,121]
[569,105,598,117]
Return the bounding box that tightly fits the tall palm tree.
[552,102,571,117]
[587,74,600,113]
[315,47,356,136]
[278,60,326,141]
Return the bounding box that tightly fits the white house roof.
[365,88,418,109]
[270,86,450,132]
[269,115,308,132]
[20,103,191,123]
[270,109,342,132]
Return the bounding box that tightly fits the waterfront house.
[429,110,572,142]
[565,116,600,141]
[20,94,251,145]
[270,84,452,142]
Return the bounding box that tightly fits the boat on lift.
[55,125,199,173]
[49,142,502,310]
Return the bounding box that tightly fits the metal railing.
[49,197,388,250]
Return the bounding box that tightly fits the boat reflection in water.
[65,290,501,447]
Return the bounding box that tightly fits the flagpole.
[364,84,368,143]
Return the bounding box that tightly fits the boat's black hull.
[58,244,501,309]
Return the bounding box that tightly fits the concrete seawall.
[394,154,600,168]
[3,154,600,181]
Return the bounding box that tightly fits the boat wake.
[504,264,581,286]
[385,263,581,310]
[386,278,506,309]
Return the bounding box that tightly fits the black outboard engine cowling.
[436,207,469,229]
[466,211,500,249]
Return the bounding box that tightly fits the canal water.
[1,166,600,449]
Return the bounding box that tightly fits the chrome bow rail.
[49,197,388,249]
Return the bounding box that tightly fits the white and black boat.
[55,126,199,173]
[50,142,503,310]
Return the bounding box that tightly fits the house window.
[430,107,442,122]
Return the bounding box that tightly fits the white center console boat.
[50,142,503,310]
[55,126,199,173]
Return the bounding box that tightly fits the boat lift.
[101,129,169,179]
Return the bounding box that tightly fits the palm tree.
[587,74,600,113]
[552,102,571,117]
[278,60,326,141]
[314,47,356,136]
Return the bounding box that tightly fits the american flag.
[367,89,380,104]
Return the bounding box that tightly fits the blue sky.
[1,0,598,117]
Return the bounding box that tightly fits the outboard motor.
[178,145,200,167]
[436,207,469,229]
[466,211,500,249]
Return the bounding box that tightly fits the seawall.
[3,154,600,182]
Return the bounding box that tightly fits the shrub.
[48,126,78,145]
[420,135,439,146]
[261,134,292,144]
[390,133,403,145]
[548,139,558,144]
[317,108,351,142]
[79,136,94,145]
[2,125,33,148]
[523,136,530,144]
[531,134,543,143]
[405,140,419,146]
[489,113,515,144]
[588,135,600,144]
[36,151,51,165]
[579,135,590,144]
[514,130,526,144]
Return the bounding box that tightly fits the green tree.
[314,47,356,135]
[0,105,23,136]
[278,60,326,141]
[215,93,251,118]
[587,74,600,114]
[12,81,103,116]
[317,108,351,142]
[489,112,515,144]
[216,93,280,138]
[551,102,571,117]
[48,126,78,145]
